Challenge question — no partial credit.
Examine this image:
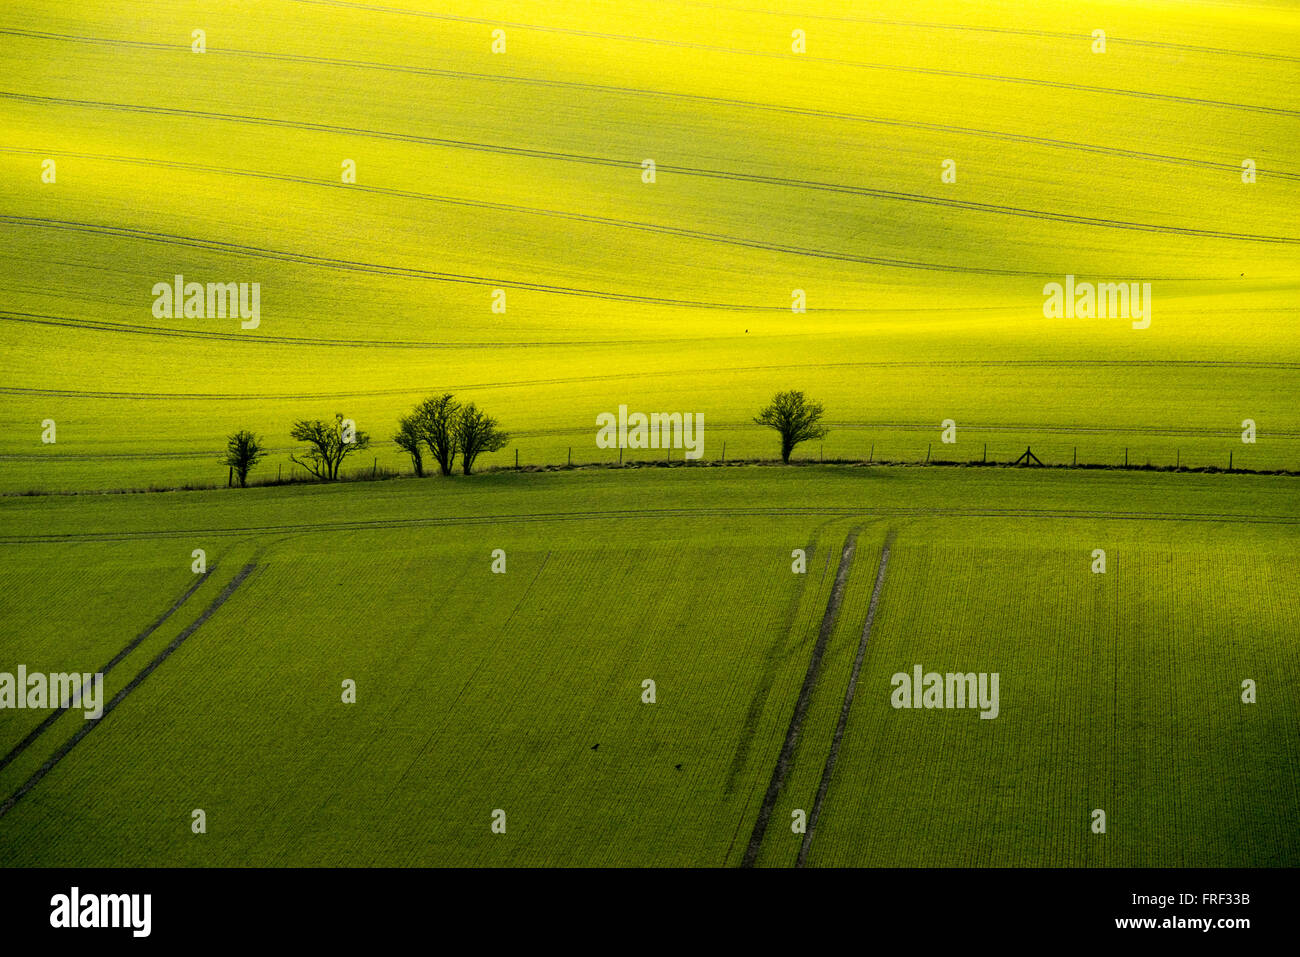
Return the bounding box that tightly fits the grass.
[0,0,1296,868]
[0,0,1297,491]
[803,539,1300,866]
[0,466,1296,865]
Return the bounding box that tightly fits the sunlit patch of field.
[1,468,1296,865]
[0,0,1296,489]
[0,0,1297,869]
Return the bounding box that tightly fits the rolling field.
[0,0,1297,489]
[1,0,1297,871]
[1,467,1297,866]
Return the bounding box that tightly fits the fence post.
[619,447,623,465]
[926,443,931,463]
[568,446,571,466]
[515,448,519,469]
[868,442,874,464]
[982,443,987,464]
[1229,451,1233,471]
[228,466,232,488]
[372,457,377,479]
[721,441,726,463]
[1124,448,1129,468]
[1072,447,1076,466]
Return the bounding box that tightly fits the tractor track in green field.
[0,213,791,312]
[0,562,257,820]
[11,21,1291,121]
[797,531,895,866]
[6,356,1300,402]
[723,515,874,862]
[723,518,841,800]
[5,102,1297,245]
[0,149,1049,280]
[663,0,1300,64]
[0,565,215,774]
[275,0,1300,116]
[5,343,1294,400]
[5,300,1300,357]
[742,529,859,867]
[7,36,1289,183]
[1,504,1298,547]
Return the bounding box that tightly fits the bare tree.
[414,393,461,476]
[222,430,266,487]
[290,413,370,480]
[393,414,425,477]
[754,391,829,464]
[457,403,509,475]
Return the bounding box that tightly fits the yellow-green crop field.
[1,468,1297,866]
[0,0,1297,869]
[0,0,1297,488]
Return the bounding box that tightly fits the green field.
[1,1,1298,869]
[1,467,1296,866]
[0,0,1298,490]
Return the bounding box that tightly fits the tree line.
[222,390,825,487]
[222,393,509,487]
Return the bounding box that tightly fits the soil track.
[797,531,896,865]
[741,530,859,867]
[0,562,257,819]
[2,503,1297,548]
[0,566,214,773]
